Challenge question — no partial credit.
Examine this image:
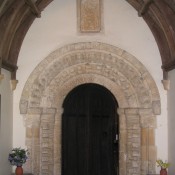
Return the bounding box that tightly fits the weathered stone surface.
[26,127,40,138]
[152,100,161,115]
[19,42,160,175]
[77,0,102,32]
[20,100,28,114]
[141,128,155,146]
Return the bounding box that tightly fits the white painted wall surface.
[0,69,13,174]
[13,0,168,173]
[168,69,175,174]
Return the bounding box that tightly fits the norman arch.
[20,42,160,175]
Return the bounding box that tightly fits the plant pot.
[15,166,23,175]
[160,168,167,175]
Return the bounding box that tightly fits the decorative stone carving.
[77,0,102,32]
[161,79,170,90]
[20,42,161,175]
[10,79,18,90]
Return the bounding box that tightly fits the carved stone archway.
[20,42,161,175]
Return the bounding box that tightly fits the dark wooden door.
[62,83,119,175]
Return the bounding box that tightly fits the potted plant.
[156,159,170,175]
[8,147,29,175]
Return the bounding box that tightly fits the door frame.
[62,83,119,175]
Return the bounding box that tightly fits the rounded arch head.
[62,82,118,108]
[19,42,161,175]
[20,42,161,115]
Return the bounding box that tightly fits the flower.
[8,147,29,167]
[156,159,170,169]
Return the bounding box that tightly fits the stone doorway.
[20,42,161,175]
[62,83,119,175]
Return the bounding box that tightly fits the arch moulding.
[20,42,161,175]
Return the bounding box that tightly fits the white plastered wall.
[13,0,168,173]
[168,69,175,174]
[0,69,13,175]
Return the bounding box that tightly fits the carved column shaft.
[40,109,56,175]
[125,109,141,175]
[140,109,157,175]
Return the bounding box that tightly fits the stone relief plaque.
[77,0,102,32]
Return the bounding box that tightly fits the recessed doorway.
[62,83,119,175]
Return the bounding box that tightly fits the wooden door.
[62,83,119,175]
